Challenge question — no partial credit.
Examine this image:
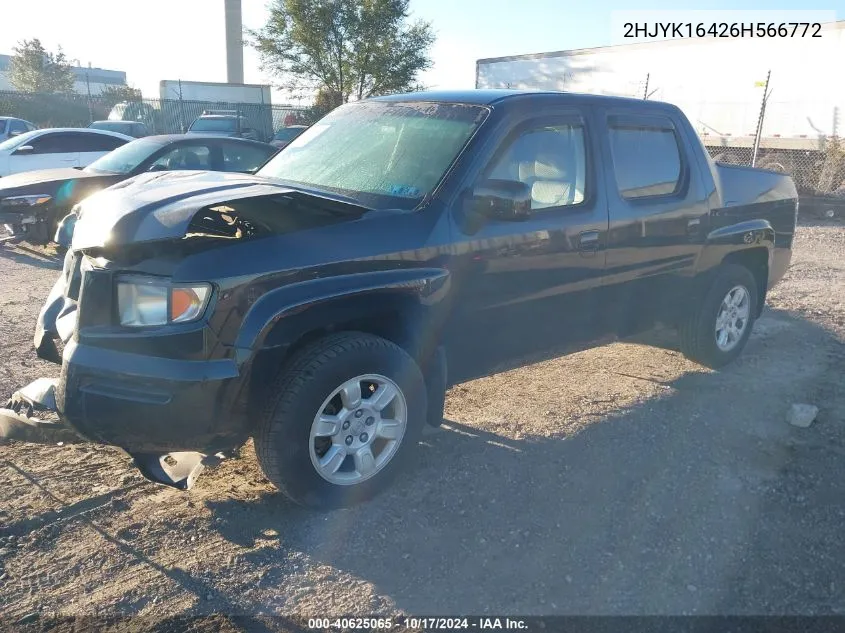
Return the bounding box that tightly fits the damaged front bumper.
[2,252,244,491]
[0,377,228,490]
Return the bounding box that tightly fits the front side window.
[221,142,275,172]
[27,133,79,154]
[609,119,682,199]
[10,119,28,134]
[486,123,587,209]
[258,101,487,210]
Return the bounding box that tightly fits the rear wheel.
[255,332,427,510]
[678,264,758,369]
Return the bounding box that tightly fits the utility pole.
[643,73,649,99]
[751,69,772,168]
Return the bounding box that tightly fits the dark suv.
[186,110,261,141]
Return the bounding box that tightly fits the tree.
[251,0,434,103]
[8,39,75,94]
[99,84,144,108]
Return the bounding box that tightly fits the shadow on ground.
[0,243,62,271]
[201,307,845,616]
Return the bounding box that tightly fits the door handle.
[687,218,701,234]
[578,230,600,250]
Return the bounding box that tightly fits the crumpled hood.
[71,170,358,251]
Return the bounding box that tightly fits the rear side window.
[76,133,128,152]
[608,116,682,199]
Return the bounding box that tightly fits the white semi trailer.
[476,20,845,194]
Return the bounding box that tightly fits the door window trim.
[605,111,690,204]
[475,113,594,214]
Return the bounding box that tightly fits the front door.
[444,110,610,384]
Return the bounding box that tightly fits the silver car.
[0,116,37,142]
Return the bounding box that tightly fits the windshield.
[84,138,164,174]
[0,129,39,152]
[189,118,238,132]
[258,101,486,209]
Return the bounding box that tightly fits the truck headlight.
[116,276,212,326]
[0,194,52,207]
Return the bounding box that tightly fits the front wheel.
[678,264,759,369]
[255,332,427,510]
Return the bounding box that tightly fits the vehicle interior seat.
[517,132,584,208]
[181,150,201,170]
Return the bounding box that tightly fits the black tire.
[678,264,759,369]
[255,331,427,510]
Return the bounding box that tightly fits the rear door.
[74,132,129,166]
[8,132,79,174]
[597,107,711,336]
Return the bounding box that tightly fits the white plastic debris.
[788,404,819,428]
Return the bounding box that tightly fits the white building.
[0,55,127,95]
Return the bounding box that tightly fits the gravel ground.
[1,220,844,625]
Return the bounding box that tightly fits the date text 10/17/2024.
[307,617,529,630]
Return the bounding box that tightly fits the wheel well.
[247,306,435,418]
[721,247,769,316]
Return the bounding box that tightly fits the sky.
[0,0,841,105]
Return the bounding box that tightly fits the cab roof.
[370,89,671,109]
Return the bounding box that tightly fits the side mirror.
[10,130,23,137]
[13,145,34,155]
[466,179,532,221]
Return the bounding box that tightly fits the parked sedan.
[0,128,133,177]
[0,134,278,245]
[0,116,38,142]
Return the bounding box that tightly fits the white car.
[0,128,134,177]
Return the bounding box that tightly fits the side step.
[0,378,84,445]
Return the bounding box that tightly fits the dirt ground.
[1,220,844,627]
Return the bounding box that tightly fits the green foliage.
[250,0,434,103]
[8,39,75,94]
[98,84,144,108]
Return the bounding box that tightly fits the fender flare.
[232,268,451,364]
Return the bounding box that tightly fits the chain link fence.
[0,90,315,139]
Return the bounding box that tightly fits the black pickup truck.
[0,90,798,509]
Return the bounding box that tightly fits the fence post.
[751,69,771,168]
[85,71,93,124]
[178,79,186,133]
